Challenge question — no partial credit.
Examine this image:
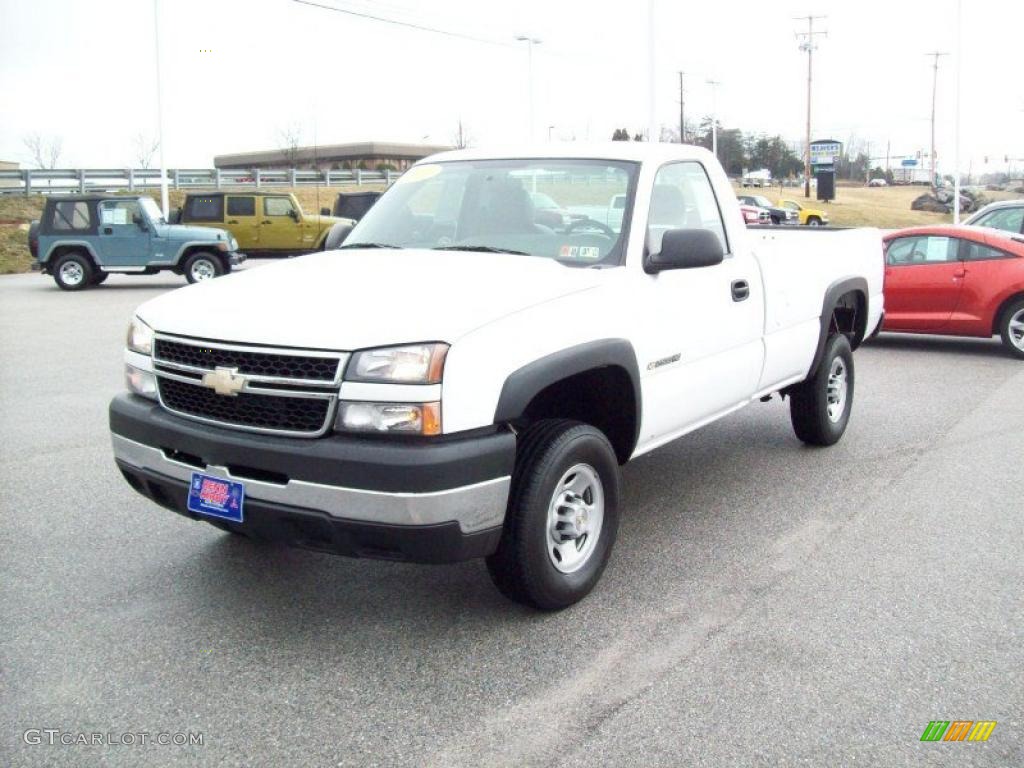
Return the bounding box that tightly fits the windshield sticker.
[560,245,601,260]
[396,164,442,185]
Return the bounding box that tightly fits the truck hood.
[136,249,603,350]
[156,223,231,242]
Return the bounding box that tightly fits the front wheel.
[486,420,620,610]
[999,299,1024,359]
[184,252,225,283]
[806,216,823,226]
[790,333,854,446]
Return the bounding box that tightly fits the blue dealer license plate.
[187,472,244,523]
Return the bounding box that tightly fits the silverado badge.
[201,366,246,396]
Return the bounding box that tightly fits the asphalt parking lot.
[1,269,1022,767]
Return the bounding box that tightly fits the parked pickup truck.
[31,194,243,290]
[109,144,884,609]
[178,191,353,258]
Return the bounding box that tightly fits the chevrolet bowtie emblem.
[201,366,246,396]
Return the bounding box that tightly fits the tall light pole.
[547,125,556,142]
[707,79,720,160]
[796,15,826,198]
[952,0,962,223]
[515,35,541,142]
[926,51,949,190]
[152,0,169,218]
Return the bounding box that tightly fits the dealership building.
[213,141,450,172]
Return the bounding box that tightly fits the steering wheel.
[564,218,616,238]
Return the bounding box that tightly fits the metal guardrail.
[0,167,397,195]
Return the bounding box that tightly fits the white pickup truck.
[110,143,883,610]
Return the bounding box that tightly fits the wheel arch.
[807,277,869,375]
[991,291,1024,335]
[44,241,99,269]
[493,339,642,464]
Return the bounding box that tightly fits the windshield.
[752,196,772,208]
[139,196,164,224]
[343,158,638,265]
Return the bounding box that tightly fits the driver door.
[96,199,149,267]
[884,235,964,331]
[258,196,303,251]
[636,162,765,446]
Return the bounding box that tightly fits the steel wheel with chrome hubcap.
[546,464,605,573]
[487,420,620,610]
[790,333,855,446]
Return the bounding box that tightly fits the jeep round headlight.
[345,343,448,384]
[126,316,154,356]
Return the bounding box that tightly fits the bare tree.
[277,123,304,168]
[452,119,472,149]
[23,133,63,168]
[133,134,160,168]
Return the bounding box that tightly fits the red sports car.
[882,224,1024,358]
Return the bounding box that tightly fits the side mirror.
[288,208,299,221]
[133,213,149,231]
[320,207,330,216]
[323,222,354,251]
[645,228,724,274]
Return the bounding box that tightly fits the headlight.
[335,401,441,435]
[126,316,154,355]
[345,343,448,384]
[125,364,157,400]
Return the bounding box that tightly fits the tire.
[790,333,854,446]
[183,251,225,283]
[52,251,94,291]
[998,298,1024,360]
[807,216,823,226]
[486,420,620,610]
[90,271,109,285]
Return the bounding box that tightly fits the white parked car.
[868,178,888,187]
[110,143,884,610]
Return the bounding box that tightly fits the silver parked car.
[965,200,1024,235]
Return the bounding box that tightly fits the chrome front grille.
[152,335,346,437]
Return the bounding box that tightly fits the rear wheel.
[790,333,854,446]
[184,252,224,283]
[999,299,1024,359]
[486,420,620,610]
[52,251,94,291]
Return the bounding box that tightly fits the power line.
[291,0,515,47]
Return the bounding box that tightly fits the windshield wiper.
[432,245,529,256]
[338,242,403,250]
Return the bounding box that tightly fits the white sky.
[1,0,1022,173]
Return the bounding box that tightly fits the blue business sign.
[901,158,918,167]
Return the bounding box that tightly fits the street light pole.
[926,51,949,190]
[647,0,656,141]
[152,0,169,218]
[515,35,542,142]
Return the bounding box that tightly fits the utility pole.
[646,0,656,142]
[795,15,827,198]
[925,51,949,190]
[952,0,962,224]
[707,78,720,160]
[152,0,169,219]
[678,71,686,143]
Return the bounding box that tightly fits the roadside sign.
[901,158,918,167]
[810,140,842,166]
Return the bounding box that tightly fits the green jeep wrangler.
[178,192,353,258]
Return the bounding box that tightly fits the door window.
[264,197,296,217]
[647,162,728,255]
[227,197,255,216]
[974,207,1024,234]
[886,236,957,265]
[99,199,141,227]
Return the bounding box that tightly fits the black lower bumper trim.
[118,462,502,564]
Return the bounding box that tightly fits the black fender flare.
[808,276,869,375]
[493,338,642,457]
